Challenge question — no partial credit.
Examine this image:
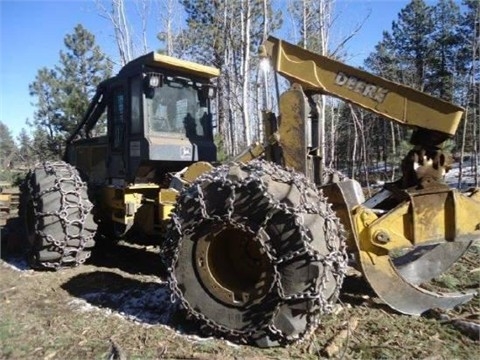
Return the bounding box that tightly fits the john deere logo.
[181,146,192,160]
[335,72,389,103]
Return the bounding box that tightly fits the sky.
[0,0,437,139]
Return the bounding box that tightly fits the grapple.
[324,179,480,315]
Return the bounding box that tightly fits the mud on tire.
[164,160,347,347]
[20,161,97,270]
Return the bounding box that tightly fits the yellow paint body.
[102,185,153,222]
[351,187,480,274]
[0,193,11,205]
[277,86,310,175]
[148,52,220,79]
[100,162,213,236]
[159,188,178,220]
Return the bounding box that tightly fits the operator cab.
[65,52,219,186]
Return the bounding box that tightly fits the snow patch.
[445,165,479,189]
[68,284,178,326]
[0,256,31,272]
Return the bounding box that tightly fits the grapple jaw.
[350,185,480,315]
[355,236,476,315]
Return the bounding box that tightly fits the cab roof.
[119,52,220,79]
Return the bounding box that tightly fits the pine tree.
[29,25,111,159]
[0,121,17,169]
[365,30,412,178]
[17,129,35,168]
[429,0,463,100]
[57,24,112,134]
[28,67,64,159]
[365,31,400,81]
[391,0,434,90]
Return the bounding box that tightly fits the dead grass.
[1,235,479,359]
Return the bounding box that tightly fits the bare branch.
[135,0,151,55]
[95,0,133,65]
[331,8,372,57]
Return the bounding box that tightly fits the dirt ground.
[1,223,479,360]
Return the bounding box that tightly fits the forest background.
[0,0,478,188]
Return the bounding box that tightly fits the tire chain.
[24,161,95,269]
[163,160,348,346]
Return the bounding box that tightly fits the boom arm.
[262,36,464,146]
[258,37,479,318]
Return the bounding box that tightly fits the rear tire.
[20,161,97,270]
[164,160,347,346]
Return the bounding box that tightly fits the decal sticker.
[181,146,192,160]
[335,72,389,103]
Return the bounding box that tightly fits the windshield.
[146,79,210,139]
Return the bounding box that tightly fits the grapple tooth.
[358,247,476,316]
[393,241,473,285]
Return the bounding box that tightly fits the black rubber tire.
[165,160,347,347]
[20,161,97,270]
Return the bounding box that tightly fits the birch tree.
[96,0,135,66]
[97,0,187,65]
[180,0,280,156]
[156,0,184,56]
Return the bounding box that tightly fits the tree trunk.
[390,122,396,181]
[458,106,468,188]
[241,0,252,146]
[96,0,133,66]
[138,0,149,54]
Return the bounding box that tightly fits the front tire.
[20,161,97,270]
[164,160,347,347]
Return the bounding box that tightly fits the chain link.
[162,160,348,345]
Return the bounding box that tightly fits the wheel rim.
[195,222,274,307]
